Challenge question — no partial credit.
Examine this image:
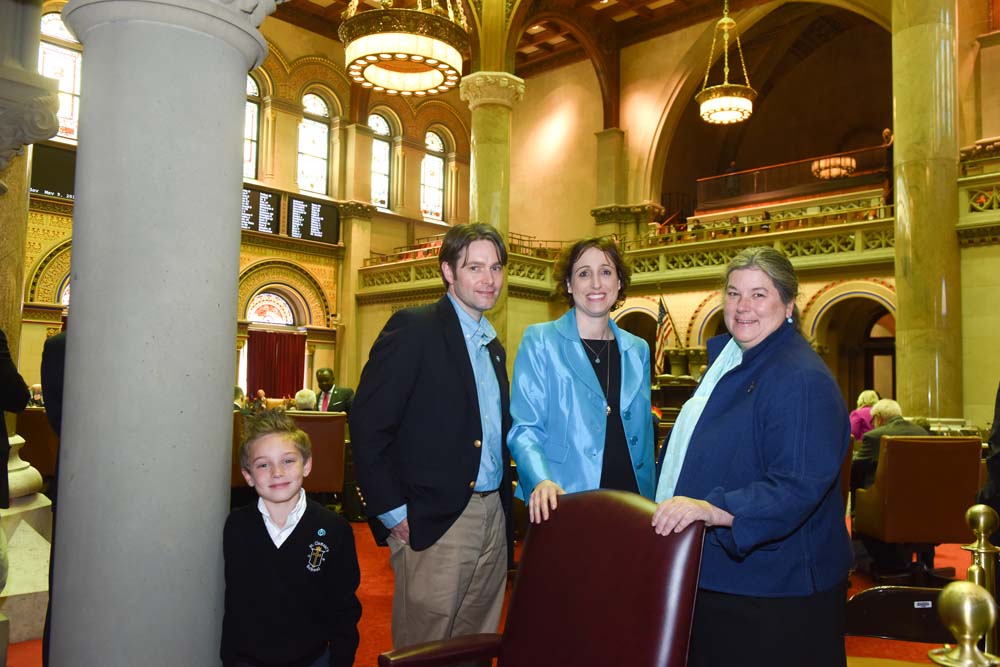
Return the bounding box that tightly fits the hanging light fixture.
[695,0,756,124]
[339,0,469,97]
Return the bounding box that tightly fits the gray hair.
[870,398,902,421]
[723,246,801,328]
[294,388,317,411]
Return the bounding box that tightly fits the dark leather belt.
[473,489,498,497]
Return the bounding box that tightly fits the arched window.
[369,113,392,210]
[60,281,71,306]
[298,93,330,195]
[421,131,446,221]
[38,13,82,144]
[247,292,295,325]
[244,75,261,180]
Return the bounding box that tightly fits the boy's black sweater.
[221,499,361,667]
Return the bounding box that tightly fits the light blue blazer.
[508,308,655,500]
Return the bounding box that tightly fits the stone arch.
[26,238,72,304]
[368,104,404,137]
[636,0,891,204]
[413,100,470,156]
[687,291,724,348]
[802,278,896,344]
[285,56,352,117]
[238,259,332,327]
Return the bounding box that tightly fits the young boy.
[222,409,361,667]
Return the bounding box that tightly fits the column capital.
[334,200,375,220]
[460,71,525,111]
[63,0,272,68]
[0,91,59,193]
[590,202,663,226]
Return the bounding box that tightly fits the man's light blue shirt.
[378,293,503,530]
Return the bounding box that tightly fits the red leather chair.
[378,489,706,667]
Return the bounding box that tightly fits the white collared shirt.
[257,488,307,548]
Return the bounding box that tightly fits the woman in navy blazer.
[509,238,654,524]
[650,246,851,667]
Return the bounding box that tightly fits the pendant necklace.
[581,337,610,364]
[582,337,613,417]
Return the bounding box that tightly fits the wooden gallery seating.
[853,435,983,581]
[230,410,347,494]
[15,407,59,479]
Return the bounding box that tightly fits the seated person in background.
[850,389,879,442]
[851,398,930,491]
[294,388,317,411]
[233,386,246,412]
[1,328,30,413]
[315,367,353,413]
[251,389,267,412]
[222,409,361,667]
[28,384,44,407]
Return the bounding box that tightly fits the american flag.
[654,297,673,375]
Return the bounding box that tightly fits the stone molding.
[0,95,59,180]
[459,72,525,110]
[335,200,375,220]
[591,203,663,227]
[63,0,271,68]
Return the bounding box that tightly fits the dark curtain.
[246,329,306,400]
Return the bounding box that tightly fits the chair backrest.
[854,436,982,543]
[290,411,346,493]
[15,407,60,478]
[845,585,954,644]
[229,411,346,494]
[499,490,704,667]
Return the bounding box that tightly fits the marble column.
[459,71,524,345]
[337,201,374,388]
[51,0,269,663]
[892,0,962,418]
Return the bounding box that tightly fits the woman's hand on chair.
[529,480,566,523]
[652,496,733,535]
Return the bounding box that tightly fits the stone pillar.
[0,3,59,652]
[892,0,962,418]
[51,0,269,663]
[977,31,1000,139]
[459,71,524,345]
[336,201,374,388]
[342,123,374,204]
[595,128,626,208]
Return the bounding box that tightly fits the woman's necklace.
[581,337,610,364]
[582,337,613,417]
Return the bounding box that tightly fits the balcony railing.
[697,144,892,211]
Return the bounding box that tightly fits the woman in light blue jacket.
[509,237,654,523]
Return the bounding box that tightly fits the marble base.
[0,520,50,641]
[1,493,53,543]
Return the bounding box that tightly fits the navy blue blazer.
[350,296,513,554]
[672,322,852,597]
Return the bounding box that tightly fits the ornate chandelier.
[694,0,756,124]
[339,0,470,97]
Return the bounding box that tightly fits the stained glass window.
[298,93,329,195]
[60,282,71,306]
[421,131,445,221]
[39,13,82,144]
[369,113,392,210]
[247,292,294,325]
[244,75,260,179]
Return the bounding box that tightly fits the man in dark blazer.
[350,223,512,651]
[315,367,353,413]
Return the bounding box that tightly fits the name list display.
[287,195,340,244]
[241,185,279,235]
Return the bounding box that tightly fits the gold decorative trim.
[591,203,663,227]
[336,200,376,220]
[357,286,445,306]
[28,195,73,216]
[241,232,345,258]
[459,72,525,110]
[22,303,65,323]
[238,259,333,326]
[957,222,1000,246]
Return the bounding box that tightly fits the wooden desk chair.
[853,436,982,583]
[845,585,953,644]
[377,490,705,667]
[289,411,346,494]
[15,407,60,479]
